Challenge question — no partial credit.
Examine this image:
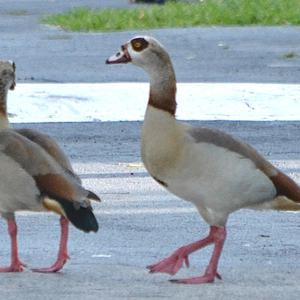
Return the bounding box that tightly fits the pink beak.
[106,45,131,64]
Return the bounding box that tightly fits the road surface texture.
[0,1,300,299]
[0,0,300,83]
[0,121,299,299]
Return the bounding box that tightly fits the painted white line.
[16,207,197,216]
[91,254,112,258]
[9,82,300,122]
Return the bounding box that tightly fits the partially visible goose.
[0,60,100,272]
[106,36,300,284]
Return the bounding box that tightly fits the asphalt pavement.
[0,121,300,299]
[0,1,300,299]
[1,0,300,83]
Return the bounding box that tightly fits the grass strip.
[42,0,300,32]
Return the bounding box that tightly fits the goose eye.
[134,41,142,49]
[131,38,149,52]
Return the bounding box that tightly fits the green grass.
[42,0,300,32]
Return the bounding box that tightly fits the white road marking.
[9,82,300,123]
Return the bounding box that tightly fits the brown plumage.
[270,171,300,203]
[0,60,100,273]
[107,36,300,284]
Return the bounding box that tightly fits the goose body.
[16,128,81,183]
[0,61,99,272]
[107,36,300,284]
[0,129,89,215]
[142,107,278,225]
[0,145,42,215]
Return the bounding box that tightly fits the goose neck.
[0,84,9,129]
[147,61,177,116]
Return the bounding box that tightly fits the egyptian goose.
[0,60,100,273]
[106,36,300,284]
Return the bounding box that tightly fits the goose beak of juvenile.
[106,45,131,64]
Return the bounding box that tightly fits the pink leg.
[0,219,26,272]
[32,216,70,273]
[148,226,226,284]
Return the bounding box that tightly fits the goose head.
[0,60,16,91]
[106,36,173,77]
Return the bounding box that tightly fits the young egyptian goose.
[106,36,300,284]
[0,61,100,273]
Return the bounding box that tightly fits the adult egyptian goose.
[106,36,300,284]
[0,60,100,273]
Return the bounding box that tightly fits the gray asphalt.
[1,1,300,299]
[1,121,300,299]
[1,0,300,83]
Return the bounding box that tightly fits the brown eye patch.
[131,38,149,52]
